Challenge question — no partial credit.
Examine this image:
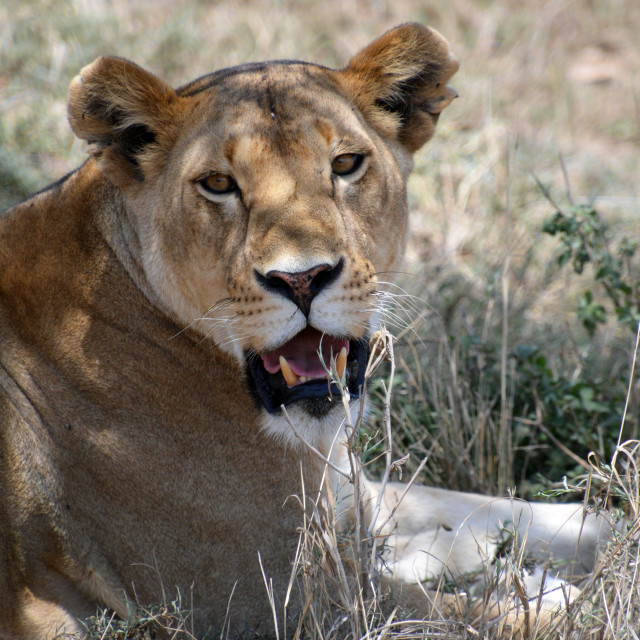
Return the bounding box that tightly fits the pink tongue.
[261,327,349,378]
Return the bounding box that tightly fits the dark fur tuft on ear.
[68,56,179,185]
[335,23,459,153]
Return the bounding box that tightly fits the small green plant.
[542,202,639,336]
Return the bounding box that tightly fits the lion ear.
[336,23,459,153]
[68,56,179,185]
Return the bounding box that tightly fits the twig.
[375,456,429,535]
[616,320,640,451]
[368,329,396,536]
[517,416,591,470]
[258,552,280,640]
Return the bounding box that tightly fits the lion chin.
[0,22,610,640]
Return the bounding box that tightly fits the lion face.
[67,25,458,430]
[159,66,408,420]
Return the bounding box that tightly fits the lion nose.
[256,259,344,316]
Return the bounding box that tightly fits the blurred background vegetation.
[2,0,639,499]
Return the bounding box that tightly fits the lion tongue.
[261,327,349,387]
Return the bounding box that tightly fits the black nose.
[255,259,344,316]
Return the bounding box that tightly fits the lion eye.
[331,153,364,176]
[199,173,237,194]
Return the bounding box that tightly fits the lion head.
[66,23,458,443]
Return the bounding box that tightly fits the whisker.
[373,294,424,317]
[169,297,237,340]
[204,327,250,348]
[372,284,440,319]
[203,297,234,316]
[372,270,419,279]
[199,315,243,326]
[216,334,251,349]
[371,293,422,318]
[374,282,429,306]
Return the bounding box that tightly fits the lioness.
[0,24,606,639]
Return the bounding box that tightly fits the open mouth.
[245,327,368,414]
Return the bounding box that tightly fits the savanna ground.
[1,0,639,638]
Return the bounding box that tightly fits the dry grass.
[281,333,640,640]
[2,0,639,638]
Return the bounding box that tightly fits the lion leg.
[382,574,573,639]
[10,588,86,640]
[361,478,609,636]
[0,553,127,640]
[372,481,608,583]
[381,574,469,618]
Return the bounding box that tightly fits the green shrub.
[542,201,639,336]
[366,198,639,500]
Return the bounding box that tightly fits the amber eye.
[331,153,364,176]
[199,173,237,195]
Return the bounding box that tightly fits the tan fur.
[0,24,459,638]
[0,24,605,639]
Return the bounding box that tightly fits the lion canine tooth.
[336,347,347,380]
[279,355,299,386]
